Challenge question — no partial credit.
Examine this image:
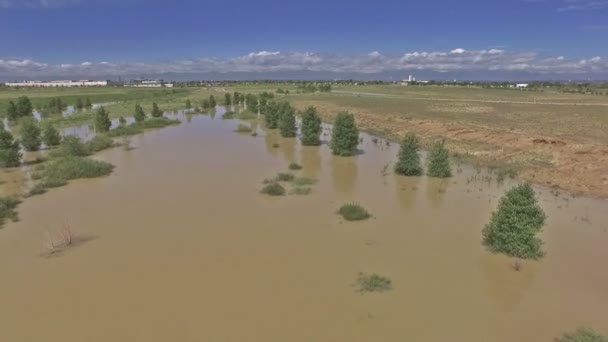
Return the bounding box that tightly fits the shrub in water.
[58,136,90,157]
[291,177,316,186]
[482,183,546,259]
[331,112,359,156]
[41,122,62,147]
[185,99,192,109]
[44,156,114,181]
[209,95,217,108]
[260,182,286,196]
[356,273,392,293]
[235,124,252,133]
[138,117,180,129]
[0,126,22,167]
[276,172,295,182]
[278,102,296,137]
[338,203,371,221]
[108,125,143,137]
[86,135,114,153]
[427,140,452,178]
[94,106,111,132]
[265,101,279,129]
[556,328,607,342]
[288,162,302,170]
[118,116,127,126]
[224,93,232,106]
[289,187,312,195]
[151,102,163,118]
[300,106,322,146]
[395,133,423,176]
[0,196,21,226]
[19,117,41,151]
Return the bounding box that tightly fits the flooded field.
[0,107,607,341]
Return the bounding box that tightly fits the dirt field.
[286,86,608,198]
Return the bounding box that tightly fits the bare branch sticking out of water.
[41,222,96,258]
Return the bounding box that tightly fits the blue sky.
[0,0,607,80]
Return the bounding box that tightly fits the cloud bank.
[1,49,607,80]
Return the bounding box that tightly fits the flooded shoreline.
[0,107,607,341]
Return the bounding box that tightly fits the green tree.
[151,102,163,118]
[119,116,127,126]
[134,104,146,122]
[427,140,452,178]
[265,101,279,129]
[278,102,296,137]
[202,99,210,110]
[224,93,232,105]
[76,98,84,110]
[248,94,259,112]
[300,106,322,146]
[85,98,93,109]
[6,101,18,121]
[41,122,61,147]
[94,107,111,132]
[395,133,423,176]
[0,126,21,167]
[233,92,240,104]
[209,95,217,108]
[482,183,546,259]
[330,112,359,156]
[15,96,33,118]
[19,117,41,151]
[185,99,192,109]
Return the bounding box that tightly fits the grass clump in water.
[338,203,371,221]
[86,135,115,153]
[138,117,180,129]
[289,186,312,195]
[0,197,21,227]
[288,162,302,170]
[31,156,115,194]
[260,182,286,196]
[108,124,143,137]
[234,124,252,133]
[556,328,607,342]
[355,273,392,293]
[54,135,90,157]
[291,177,316,186]
[275,172,295,182]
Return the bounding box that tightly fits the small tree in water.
[6,101,18,121]
[134,104,146,122]
[185,99,192,109]
[95,107,111,132]
[395,133,422,176]
[85,98,92,109]
[0,126,22,167]
[278,102,296,137]
[300,106,321,146]
[265,101,279,129]
[19,117,41,151]
[209,95,217,108]
[151,102,163,118]
[42,122,61,147]
[482,183,546,259]
[233,92,240,105]
[76,98,84,110]
[331,112,359,156]
[224,93,232,106]
[427,140,451,178]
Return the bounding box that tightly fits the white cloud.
[557,0,608,11]
[1,48,607,78]
[0,0,81,8]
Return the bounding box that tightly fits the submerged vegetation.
[41,122,61,147]
[482,183,546,259]
[355,273,392,293]
[30,156,114,196]
[556,328,608,342]
[338,203,371,221]
[19,117,42,151]
[288,162,302,170]
[260,182,286,196]
[331,112,359,156]
[0,197,21,227]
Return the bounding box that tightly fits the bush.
[15,96,33,118]
[0,197,21,226]
[224,93,232,106]
[185,99,192,109]
[278,102,296,138]
[300,106,322,146]
[289,187,312,195]
[209,95,217,108]
[28,183,48,196]
[151,102,163,117]
[138,117,180,129]
[556,328,608,342]
[276,172,295,182]
[291,177,316,186]
[58,136,89,157]
[395,133,423,176]
[19,117,42,151]
[94,107,111,132]
[288,162,302,170]
[0,126,22,167]
[118,116,127,126]
[41,123,61,147]
[482,183,546,259]
[86,135,115,153]
[265,101,279,129]
[108,125,143,137]
[331,112,359,156]
[356,273,392,293]
[427,140,452,178]
[260,182,286,196]
[44,156,114,182]
[338,203,371,221]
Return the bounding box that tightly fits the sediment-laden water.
[0,107,606,341]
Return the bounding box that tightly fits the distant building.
[124,79,174,88]
[515,83,529,88]
[4,80,108,87]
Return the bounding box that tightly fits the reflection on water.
[0,107,607,342]
[62,106,76,117]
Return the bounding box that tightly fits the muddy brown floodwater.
[0,108,607,342]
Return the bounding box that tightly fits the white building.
[124,79,174,88]
[515,83,529,88]
[4,80,108,87]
